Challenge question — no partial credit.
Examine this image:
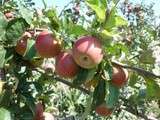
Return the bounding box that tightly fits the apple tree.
[0,0,160,119]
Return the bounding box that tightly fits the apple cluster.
[15,30,129,117]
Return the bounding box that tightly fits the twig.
[111,60,160,79]
[58,0,73,17]
[41,0,47,10]
[27,28,47,32]
[54,76,90,95]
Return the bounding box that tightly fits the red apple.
[34,103,44,120]
[15,32,32,56]
[35,31,61,58]
[95,103,112,116]
[72,36,103,69]
[55,51,79,78]
[111,65,128,87]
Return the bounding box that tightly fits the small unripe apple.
[72,36,103,69]
[95,103,112,116]
[43,112,55,120]
[15,32,32,56]
[35,31,61,58]
[4,12,14,19]
[34,103,44,120]
[55,51,79,78]
[111,65,128,87]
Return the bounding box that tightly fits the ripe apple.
[111,65,128,87]
[34,103,44,120]
[15,32,32,56]
[95,103,112,116]
[72,36,103,69]
[43,112,55,120]
[55,51,79,78]
[35,31,61,58]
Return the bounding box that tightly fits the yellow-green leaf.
[86,0,106,22]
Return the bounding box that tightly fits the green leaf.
[86,0,106,22]
[0,108,11,120]
[0,12,7,42]
[73,68,96,86]
[107,43,128,55]
[5,18,29,45]
[67,22,89,36]
[128,72,138,86]
[0,12,7,30]
[45,9,59,31]
[23,39,36,60]
[19,5,34,24]
[100,29,119,38]
[0,46,6,68]
[106,83,120,108]
[21,94,36,115]
[104,8,128,30]
[139,49,155,64]
[92,80,106,108]
[146,79,160,99]
[0,89,12,107]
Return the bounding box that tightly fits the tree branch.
[111,60,160,79]
[58,0,73,17]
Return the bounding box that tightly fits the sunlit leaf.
[139,49,155,64]
[146,79,160,99]
[104,8,128,30]
[86,0,106,22]
[0,12,7,30]
[67,22,89,36]
[19,5,34,24]
[45,9,60,31]
[0,108,11,120]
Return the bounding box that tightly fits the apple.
[15,32,32,56]
[35,31,61,58]
[43,112,55,120]
[111,65,128,87]
[34,103,44,120]
[72,36,103,69]
[95,103,112,116]
[55,51,79,78]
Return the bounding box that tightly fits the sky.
[33,0,160,19]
